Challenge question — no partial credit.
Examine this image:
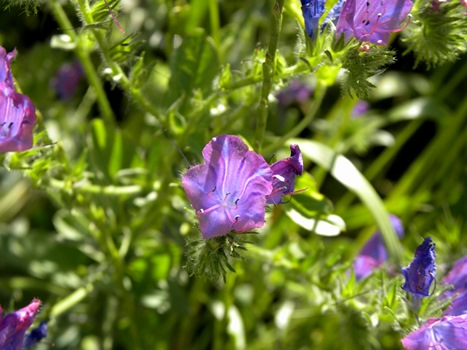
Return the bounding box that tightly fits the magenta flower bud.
[267,145,303,204]
[0,46,36,153]
[401,237,436,297]
[0,299,41,350]
[182,135,273,239]
[336,0,413,45]
[401,315,467,350]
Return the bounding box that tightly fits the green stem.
[435,60,467,102]
[414,96,467,194]
[209,0,221,62]
[50,283,94,318]
[49,178,145,195]
[337,119,423,211]
[255,0,285,152]
[263,84,326,155]
[75,0,165,125]
[48,0,115,124]
[388,95,467,202]
[225,63,309,91]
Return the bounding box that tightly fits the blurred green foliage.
[0,0,466,349]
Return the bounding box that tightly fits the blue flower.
[354,215,404,280]
[0,299,41,350]
[0,46,36,153]
[275,81,312,108]
[301,0,327,41]
[182,135,273,239]
[50,61,84,101]
[267,145,303,205]
[335,0,413,45]
[22,321,48,349]
[401,237,436,297]
[401,315,467,350]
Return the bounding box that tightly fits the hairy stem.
[48,0,115,124]
[255,0,285,152]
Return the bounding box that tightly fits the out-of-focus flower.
[401,237,436,297]
[0,299,41,350]
[353,215,404,280]
[440,255,467,316]
[443,292,467,316]
[275,81,313,108]
[336,0,413,45]
[182,135,273,239]
[352,100,370,117]
[441,256,467,297]
[267,145,303,204]
[0,46,36,153]
[401,314,467,350]
[300,0,326,41]
[50,61,84,100]
[22,320,48,349]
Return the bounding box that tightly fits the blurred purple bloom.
[336,0,413,45]
[354,215,404,280]
[275,81,313,108]
[0,299,41,350]
[444,291,467,316]
[401,315,467,350]
[440,256,467,316]
[0,47,36,153]
[301,0,326,41]
[402,237,436,297]
[22,320,47,349]
[441,256,467,297]
[267,145,303,205]
[182,135,273,239]
[51,61,84,100]
[352,100,370,117]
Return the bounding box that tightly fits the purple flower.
[266,145,303,205]
[301,0,327,41]
[401,237,436,297]
[51,61,84,101]
[182,135,273,239]
[0,47,36,153]
[442,256,467,297]
[22,320,48,349]
[354,215,404,280]
[443,291,467,316]
[275,81,313,108]
[0,299,41,350]
[336,0,413,45]
[352,100,370,117]
[401,315,467,350]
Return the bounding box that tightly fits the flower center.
[197,187,240,224]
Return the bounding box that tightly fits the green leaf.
[90,0,121,24]
[293,138,403,264]
[88,119,139,182]
[166,28,219,105]
[283,172,345,236]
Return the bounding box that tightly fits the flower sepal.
[185,231,258,283]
